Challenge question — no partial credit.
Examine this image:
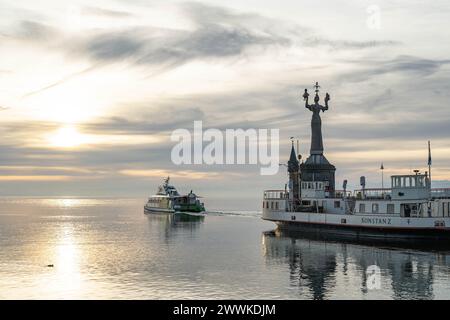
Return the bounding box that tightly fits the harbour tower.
[300,82,336,199]
[287,142,300,211]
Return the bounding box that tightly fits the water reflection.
[48,224,82,294]
[262,229,450,299]
[2,197,450,299]
[145,213,205,243]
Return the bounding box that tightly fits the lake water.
[0,197,450,299]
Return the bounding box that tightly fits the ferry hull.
[144,206,175,214]
[272,220,450,243]
[263,210,450,244]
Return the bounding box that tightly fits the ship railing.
[263,190,288,200]
[354,188,392,200]
[431,188,450,198]
[335,190,352,198]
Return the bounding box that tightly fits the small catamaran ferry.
[144,177,206,216]
[262,82,450,242]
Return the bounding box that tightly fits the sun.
[49,126,87,148]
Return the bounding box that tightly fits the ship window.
[394,177,399,188]
[372,203,379,213]
[442,202,450,217]
[387,204,395,214]
[417,177,424,187]
[275,202,279,210]
[359,203,366,213]
[334,201,340,208]
[402,204,412,217]
[270,202,274,209]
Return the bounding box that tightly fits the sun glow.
[49,126,87,148]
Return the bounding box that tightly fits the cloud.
[82,6,134,18]
[22,66,97,98]
[119,169,238,180]
[5,2,400,80]
[0,175,72,181]
[339,55,450,83]
[136,24,288,67]
[15,20,58,41]
[79,2,396,68]
[302,37,399,50]
[81,2,291,68]
[82,107,205,134]
[86,33,145,61]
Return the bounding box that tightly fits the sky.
[1,0,450,210]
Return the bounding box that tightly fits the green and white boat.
[144,177,206,216]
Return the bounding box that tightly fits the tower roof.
[288,143,299,172]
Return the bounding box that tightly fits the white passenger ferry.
[144,177,206,216]
[262,82,450,242]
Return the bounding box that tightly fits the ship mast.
[428,141,432,187]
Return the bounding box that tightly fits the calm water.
[1,197,450,299]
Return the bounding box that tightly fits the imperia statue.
[302,82,330,155]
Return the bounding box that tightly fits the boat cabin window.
[334,201,340,208]
[417,177,425,187]
[392,175,427,189]
[372,203,379,213]
[443,202,449,217]
[359,203,365,213]
[302,200,311,206]
[401,203,418,217]
[387,204,395,214]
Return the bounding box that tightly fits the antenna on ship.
[428,141,432,187]
[380,163,384,190]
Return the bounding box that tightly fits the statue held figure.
[302,82,330,155]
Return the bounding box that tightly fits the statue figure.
[302,82,330,155]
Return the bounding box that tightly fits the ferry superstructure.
[262,82,450,242]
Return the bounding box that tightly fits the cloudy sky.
[1,0,450,210]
